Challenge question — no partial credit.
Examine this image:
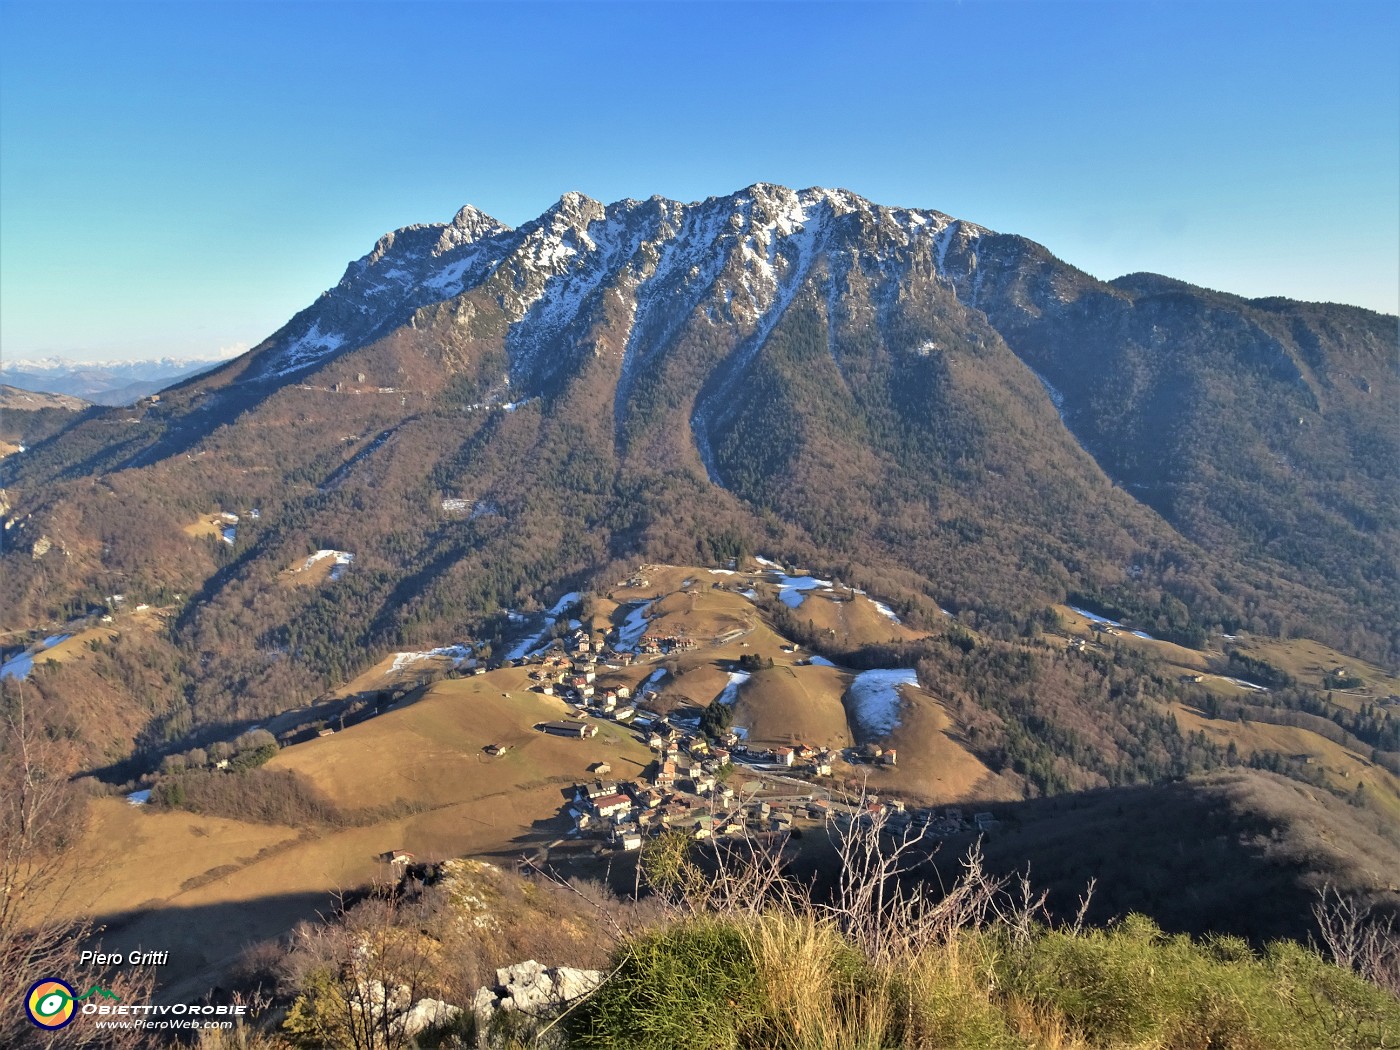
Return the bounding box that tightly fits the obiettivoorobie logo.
[25,979,119,1029]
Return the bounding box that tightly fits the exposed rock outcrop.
[470,960,604,1048]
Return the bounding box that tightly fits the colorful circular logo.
[26,978,77,1029]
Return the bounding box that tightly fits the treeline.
[151,766,339,826]
[0,401,86,447]
[158,728,279,774]
[1223,648,1296,689]
[1200,680,1398,758]
[760,595,1227,797]
[1203,697,1400,778]
[1067,588,1210,649]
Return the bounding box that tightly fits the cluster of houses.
[853,742,899,767]
[526,629,640,711]
[564,755,999,853]
[553,695,954,851]
[636,633,698,655]
[915,807,999,835]
[566,772,823,851]
[551,702,824,849]
[642,712,853,782]
[523,625,705,728]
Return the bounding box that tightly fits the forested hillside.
[0,184,1394,778]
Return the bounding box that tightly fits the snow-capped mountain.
[0,356,233,405]
[3,184,1395,695]
[247,185,991,396]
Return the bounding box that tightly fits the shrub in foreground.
[569,912,1399,1050]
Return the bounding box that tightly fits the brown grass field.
[330,651,422,696]
[584,594,620,638]
[277,671,653,810]
[1169,701,1400,824]
[277,549,344,587]
[30,625,120,666]
[732,663,854,750]
[617,582,756,645]
[180,513,228,540]
[857,682,1005,803]
[653,657,736,708]
[775,589,926,650]
[45,671,658,1001]
[36,800,308,1003]
[605,563,712,602]
[1053,605,1214,671]
[1236,637,1400,712]
[47,799,304,919]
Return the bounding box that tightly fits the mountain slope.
[1,184,1394,752]
[0,385,90,459]
[970,250,1398,656]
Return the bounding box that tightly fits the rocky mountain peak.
[543,190,606,227]
[435,204,510,254]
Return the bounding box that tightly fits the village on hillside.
[495,607,999,856]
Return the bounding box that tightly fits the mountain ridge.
[1,185,1395,753]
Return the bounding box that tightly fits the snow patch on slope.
[715,671,751,705]
[1067,605,1154,640]
[775,574,833,609]
[391,646,475,673]
[1220,676,1270,692]
[1026,364,1068,422]
[691,189,832,486]
[296,549,355,580]
[504,592,584,660]
[614,601,655,651]
[267,322,347,378]
[847,668,917,736]
[2,654,35,681]
[0,633,71,681]
[615,199,733,432]
[870,599,902,625]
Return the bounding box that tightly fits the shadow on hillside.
[68,775,1394,1007]
[82,686,413,785]
[788,775,1393,948]
[82,889,344,1001]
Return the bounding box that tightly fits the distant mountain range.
[1,184,1395,732]
[0,355,231,405]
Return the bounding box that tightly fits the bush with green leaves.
[568,921,762,1050]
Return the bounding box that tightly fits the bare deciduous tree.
[1312,883,1400,997]
[282,892,442,1050]
[1,685,155,1048]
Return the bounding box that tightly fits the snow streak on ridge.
[243,185,994,406]
[690,188,832,486]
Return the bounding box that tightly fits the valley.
[0,184,1395,1040]
[14,557,1396,1005]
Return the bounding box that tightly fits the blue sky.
[2,0,1396,362]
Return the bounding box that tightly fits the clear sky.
[2,0,1396,363]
